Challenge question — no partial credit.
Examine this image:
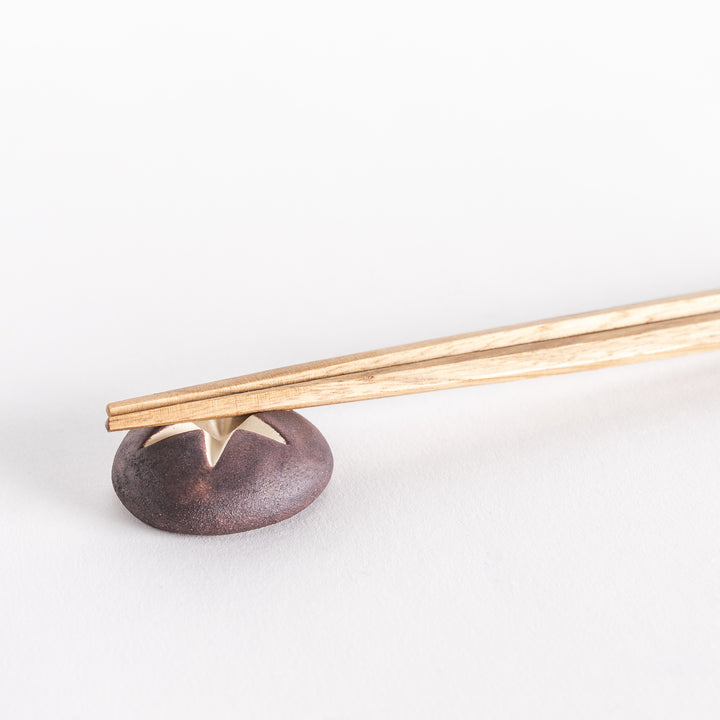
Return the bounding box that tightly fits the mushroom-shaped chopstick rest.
[112,411,333,535]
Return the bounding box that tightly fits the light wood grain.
[107,288,720,419]
[106,309,720,431]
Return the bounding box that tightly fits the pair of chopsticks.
[106,289,720,432]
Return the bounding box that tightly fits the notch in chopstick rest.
[111,411,333,535]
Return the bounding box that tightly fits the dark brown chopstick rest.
[111,410,333,535]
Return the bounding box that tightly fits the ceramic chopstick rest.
[112,411,333,535]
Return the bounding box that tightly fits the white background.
[2,1,720,717]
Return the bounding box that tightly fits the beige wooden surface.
[107,308,720,430]
[107,288,720,420]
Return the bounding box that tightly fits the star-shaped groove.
[144,415,286,467]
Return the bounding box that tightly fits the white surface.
[2,2,720,717]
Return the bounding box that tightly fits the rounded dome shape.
[112,411,333,535]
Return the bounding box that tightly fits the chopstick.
[108,289,720,417]
[106,289,720,432]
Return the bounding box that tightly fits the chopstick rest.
[111,411,333,535]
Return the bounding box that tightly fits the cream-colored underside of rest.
[144,415,286,466]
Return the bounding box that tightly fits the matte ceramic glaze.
[112,410,333,535]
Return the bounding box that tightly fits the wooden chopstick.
[106,304,720,431]
[107,289,720,423]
